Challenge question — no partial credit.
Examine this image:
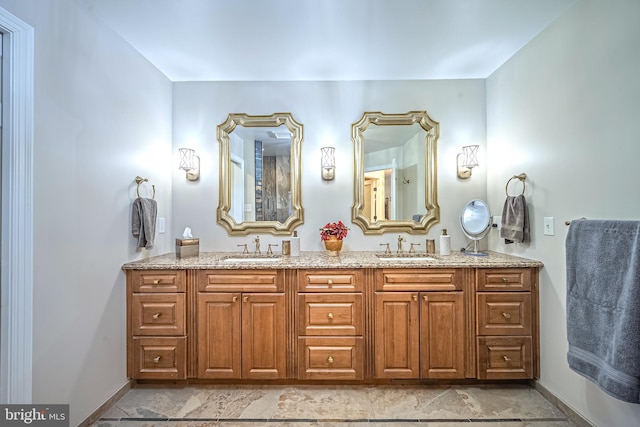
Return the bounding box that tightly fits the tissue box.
[176,238,199,258]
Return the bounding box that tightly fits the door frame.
[0,7,34,404]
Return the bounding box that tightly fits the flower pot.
[324,237,343,252]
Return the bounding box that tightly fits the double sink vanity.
[124,250,542,384]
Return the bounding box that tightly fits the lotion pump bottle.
[291,231,301,256]
[440,228,451,256]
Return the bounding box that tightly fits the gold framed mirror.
[217,112,304,235]
[351,111,439,234]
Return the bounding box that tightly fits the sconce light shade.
[178,148,200,181]
[321,146,335,180]
[457,145,479,179]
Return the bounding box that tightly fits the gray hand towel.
[132,197,157,249]
[500,194,530,244]
[566,219,640,403]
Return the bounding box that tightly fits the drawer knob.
[327,313,334,320]
[503,355,511,362]
[502,312,511,319]
[152,313,161,319]
[153,356,161,363]
[153,279,161,285]
[502,278,509,283]
[327,279,333,286]
[327,356,334,364]
[232,296,238,302]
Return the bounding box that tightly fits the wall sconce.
[456,145,479,179]
[178,148,200,181]
[321,146,335,180]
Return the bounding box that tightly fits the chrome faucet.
[252,236,261,255]
[397,235,406,254]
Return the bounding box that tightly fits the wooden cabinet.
[196,270,286,379]
[125,263,539,383]
[476,268,537,379]
[297,270,364,380]
[374,269,466,379]
[127,270,187,379]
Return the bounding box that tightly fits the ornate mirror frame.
[351,111,440,234]
[217,112,304,235]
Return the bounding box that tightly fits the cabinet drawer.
[132,337,186,379]
[298,293,362,336]
[131,293,185,336]
[477,336,533,379]
[477,268,532,291]
[378,269,462,291]
[299,270,362,292]
[198,270,282,292]
[130,270,185,293]
[298,337,363,380]
[477,293,531,336]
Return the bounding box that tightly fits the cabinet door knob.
[243,296,248,303]
[423,295,428,301]
[327,313,334,320]
[153,356,161,363]
[152,312,161,319]
[232,296,238,302]
[412,294,418,301]
[327,279,333,286]
[327,356,334,364]
[503,355,511,362]
[502,312,511,319]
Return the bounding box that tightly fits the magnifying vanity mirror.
[460,199,491,255]
[352,111,440,234]
[217,112,304,235]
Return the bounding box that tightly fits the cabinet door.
[197,293,241,378]
[374,292,419,378]
[420,292,465,379]
[242,293,286,379]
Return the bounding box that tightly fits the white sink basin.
[376,255,436,262]
[222,256,282,262]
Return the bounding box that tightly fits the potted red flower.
[319,221,349,252]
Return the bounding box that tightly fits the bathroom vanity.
[123,251,541,383]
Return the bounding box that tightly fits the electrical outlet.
[544,217,554,236]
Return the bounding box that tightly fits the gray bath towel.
[566,219,640,403]
[500,194,530,244]
[132,197,157,249]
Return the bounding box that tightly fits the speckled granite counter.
[122,250,543,270]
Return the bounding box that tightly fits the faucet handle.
[409,243,421,254]
[379,243,391,255]
[267,243,278,255]
[237,243,249,254]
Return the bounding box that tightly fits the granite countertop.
[122,250,543,270]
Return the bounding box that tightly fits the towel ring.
[135,176,155,199]
[505,173,527,197]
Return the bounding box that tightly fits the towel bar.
[135,176,156,199]
[505,173,527,196]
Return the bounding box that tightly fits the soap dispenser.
[291,231,301,256]
[440,229,451,256]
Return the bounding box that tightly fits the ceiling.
[81,0,576,82]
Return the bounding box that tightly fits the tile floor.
[93,384,577,426]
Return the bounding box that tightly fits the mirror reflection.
[352,111,440,235]
[217,113,304,235]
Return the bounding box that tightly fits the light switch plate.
[158,217,165,233]
[544,217,554,236]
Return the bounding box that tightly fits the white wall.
[0,0,173,425]
[486,0,640,425]
[172,80,487,252]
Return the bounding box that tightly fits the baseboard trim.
[78,379,135,427]
[533,381,595,427]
